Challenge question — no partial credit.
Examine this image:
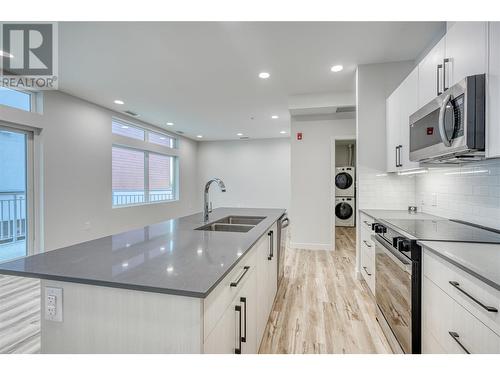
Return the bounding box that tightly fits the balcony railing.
[0,191,26,244]
[112,189,174,206]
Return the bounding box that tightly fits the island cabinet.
[40,220,280,354]
[204,222,278,354]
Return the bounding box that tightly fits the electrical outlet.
[45,287,63,322]
[431,193,438,207]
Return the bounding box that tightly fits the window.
[0,87,32,112]
[111,119,178,207]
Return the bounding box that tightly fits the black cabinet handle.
[240,297,247,343]
[363,240,372,248]
[363,266,372,276]
[437,63,443,95]
[443,58,450,91]
[235,305,242,354]
[449,331,470,354]
[449,281,498,312]
[230,266,250,287]
[268,230,274,260]
[395,146,399,168]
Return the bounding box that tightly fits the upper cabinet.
[418,37,445,107]
[417,22,487,108]
[386,68,420,172]
[488,22,500,158]
[444,22,488,89]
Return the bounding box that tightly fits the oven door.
[373,235,413,353]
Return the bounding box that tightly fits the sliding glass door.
[0,124,33,262]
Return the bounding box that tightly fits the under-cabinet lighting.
[398,169,428,176]
[444,169,489,176]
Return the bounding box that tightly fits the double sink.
[195,215,266,233]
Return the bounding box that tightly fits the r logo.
[2,23,53,76]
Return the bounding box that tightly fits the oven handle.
[372,235,412,272]
[438,94,453,147]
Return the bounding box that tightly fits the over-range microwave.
[409,74,485,163]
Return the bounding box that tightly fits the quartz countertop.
[359,209,442,221]
[0,207,285,298]
[419,240,500,292]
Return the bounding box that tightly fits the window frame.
[111,118,179,208]
[0,87,36,112]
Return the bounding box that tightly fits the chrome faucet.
[204,178,226,222]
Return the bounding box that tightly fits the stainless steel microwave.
[409,74,485,163]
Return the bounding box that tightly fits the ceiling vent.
[336,106,356,113]
[123,110,139,117]
[239,136,249,140]
[175,130,185,135]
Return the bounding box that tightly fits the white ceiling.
[58,22,445,140]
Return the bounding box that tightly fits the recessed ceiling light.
[196,135,203,138]
[258,72,270,79]
[166,122,174,126]
[237,133,243,137]
[271,115,279,119]
[280,130,287,134]
[166,266,174,273]
[0,50,14,58]
[114,99,124,105]
[330,65,343,72]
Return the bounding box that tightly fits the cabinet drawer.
[360,213,374,231]
[361,242,375,294]
[204,242,257,339]
[423,249,500,335]
[423,276,500,354]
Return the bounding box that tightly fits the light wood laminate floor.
[259,227,392,354]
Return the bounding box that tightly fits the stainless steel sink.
[195,222,254,233]
[214,215,266,226]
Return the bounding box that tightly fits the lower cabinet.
[359,213,375,295]
[422,248,500,354]
[203,222,278,354]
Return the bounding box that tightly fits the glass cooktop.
[382,219,500,244]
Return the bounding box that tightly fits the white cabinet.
[444,22,488,89]
[386,89,400,173]
[418,37,445,106]
[422,248,500,354]
[205,222,278,354]
[256,223,278,342]
[386,68,419,172]
[359,213,375,295]
[204,267,258,354]
[487,22,500,158]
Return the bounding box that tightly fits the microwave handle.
[437,63,443,96]
[438,94,453,147]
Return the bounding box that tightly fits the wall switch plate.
[44,286,63,322]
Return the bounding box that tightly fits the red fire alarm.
[297,132,303,140]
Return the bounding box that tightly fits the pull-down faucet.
[204,178,226,222]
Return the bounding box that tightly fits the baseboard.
[289,242,331,251]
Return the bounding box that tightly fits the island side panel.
[40,280,203,353]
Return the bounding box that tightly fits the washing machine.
[335,167,355,197]
[335,197,355,227]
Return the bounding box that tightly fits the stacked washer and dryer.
[335,166,355,226]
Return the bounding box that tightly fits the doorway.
[0,124,34,262]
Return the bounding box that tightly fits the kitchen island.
[0,207,285,354]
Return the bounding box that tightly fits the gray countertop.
[419,240,500,292]
[0,207,285,298]
[359,209,442,221]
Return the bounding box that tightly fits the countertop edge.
[418,241,500,292]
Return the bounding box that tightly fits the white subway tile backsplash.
[416,159,500,229]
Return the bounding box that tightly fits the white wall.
[0,91,200,252]
[290,116,356,249]
[416,160,500,230]
[197,138,290,210]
